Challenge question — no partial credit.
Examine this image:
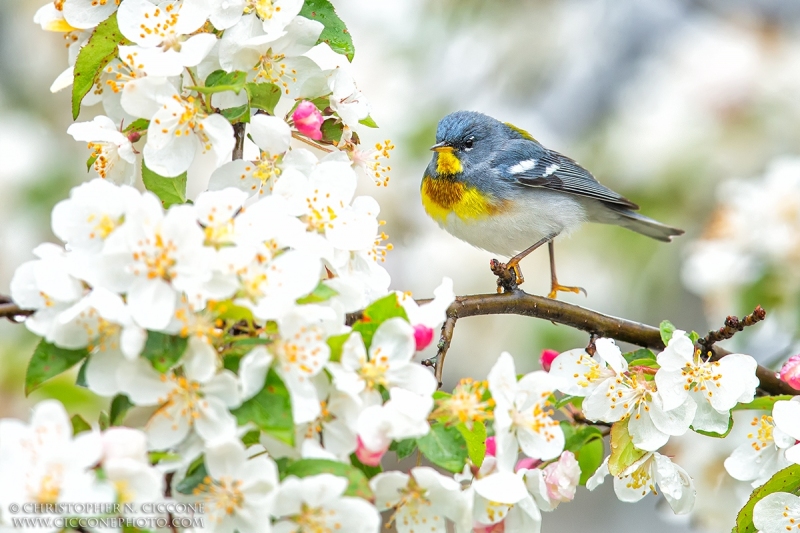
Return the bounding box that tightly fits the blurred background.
[3,0,800,531]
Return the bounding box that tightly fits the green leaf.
[622,348,657,364]
[627,358,659,369]
[188,70,248,94]
[734,395,795,411]
[692,414,734,438]
[456,421,487,467]
[320,118,343,144]
[297,282,338,304]
[219,104,250,122]
[576,437,604,485]
[149,451,182,464]
[25,340,89,396]
[326,332,350,363]
[417,423,468,473]
[659,320,676,345]
[109,394,133,426]
[76,358,89,387]
[554,395,583,409]
[390,438,417,460]
[608,419,646,476]
[213,300,255,323]
[71,12,130,119]
[142,159,187,205]
[123,118,150,133]
[232,369,294,445]
[359,115,378,128]
[299,0,355,61]
[141,331,188,373]
[283,459,373,499]
[245,82,282,114]
[176,462,208,495]
[352,293,409,349]
[564,425,604,453]
[350,454,382,479]
[71,414,92,435]
[86,154,98,172]
[688,330,700,343]
[242,429,261,447]
[734,464,800,533]
[98,411,110,430]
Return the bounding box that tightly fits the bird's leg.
[547,240,587,299]
[496,235,551,287]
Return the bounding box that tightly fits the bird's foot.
[490,259,521,293]
[547,283,587,299]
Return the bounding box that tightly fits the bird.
[421,110,683,297]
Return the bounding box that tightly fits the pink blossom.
[780,354,800,390]
[292,100,323,140]
[515,457,541,472]
[355,435,386,467]
[539,349,559,372]
[542,451,580,503]
[413,324,434,351]
[485,436,496,457]
[473,522,505,533]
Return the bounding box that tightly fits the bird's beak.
[430,142,453,153]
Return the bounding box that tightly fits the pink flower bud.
[485,436,496,457]
[543,451,580,503]
[474,522,505,533]
[355,435,386,467]
[780,354,800,390]
[413,324,434,351]
[539,349,559,372]
[514,457,541,472]
[127,131,141,143]
[293,100,323,140]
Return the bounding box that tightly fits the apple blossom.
[549,338,628,397]
[396,277,454,351]
[771,398,800,464]
[754,492,800,533]
[724,413,794,486]
[780,354,800,390]
[68,116,136,183]
[293,100,323,140]
[539,349,559,372]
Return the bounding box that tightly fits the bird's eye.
[464,137,475,150]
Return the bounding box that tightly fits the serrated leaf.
[245,82,282,114]
[359,115,378,128]
[734,464,800,533]
[141,331,188,373]
[299,0,355,61]
[188,70,248,94]
[390,438,417,460]
[326,332,350,363]
[297,282,338,304]
[283,459,373,499]
[123,118,150,133]
[576,437,604,485]
[352,293,409,349]
[142,160,187,205]
[176,462,208,495]
[109,394,133,426]
[659,320,676,345]
[417,423,468,473]
[72,12,130,119]
[608,419,646,476]
[25,340,89,396]
[219,104,250,122]
[71,414,92,435]
[692,414,734,438]
[232,369,294,445]
[734,395,795,411]
[456,421,487,467]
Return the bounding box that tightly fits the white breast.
[436,189,589,257]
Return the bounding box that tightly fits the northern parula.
[421,110,683,296]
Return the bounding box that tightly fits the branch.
[232,122,246,161]
[0,296,33,323]
[348,290,797,397]
[698,306,766,354]
[422,316,457,388]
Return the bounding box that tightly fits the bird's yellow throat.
[421,176,500,223]
[435,151,463,175]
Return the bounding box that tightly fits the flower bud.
[539,349,559,372]
[514,457,541,472]
[355,435,386,467]
[543,451,580,503]
[780,354,800,390]
[293,100,323,140]
[413,324,434,351]
[485,436,496,457]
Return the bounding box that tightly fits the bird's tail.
[603,205,684,242]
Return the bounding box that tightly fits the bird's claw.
[547,284,587,299]
[490,259,519,293]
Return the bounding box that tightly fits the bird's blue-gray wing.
[496,141,639,210]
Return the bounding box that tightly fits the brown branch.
[347,290,797,397]
[698,305,766,354]
[424,316,457,388]
[232,122,246,160]
[0,299,33,322]
[291,131,335,153]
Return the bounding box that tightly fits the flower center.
[196,476,245,519]
[748,415,775,451]
[253,52,296,94]
[131,231,178,281]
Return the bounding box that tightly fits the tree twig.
[424,316,457,388]
[232,122,246,161]
[348,290,798,397]
[698,305,766,355]
[0,301,33,322]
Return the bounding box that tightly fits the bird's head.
[427,111,510,181]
